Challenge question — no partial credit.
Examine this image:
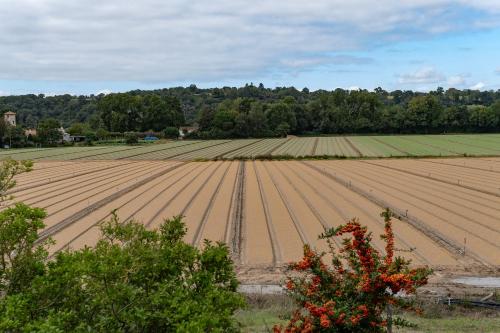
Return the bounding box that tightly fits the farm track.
[9,158,498,276]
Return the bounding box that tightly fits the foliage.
[0,204,48,295]
[2,86,500,138]
[37,118,62,144]
[164,126,179,139]
[0,159,33,202]
[98,93,184,132]
[67,122,88,136]
[0,214,245,332]
[0,159,46,297]
[124,132,139,145]
[274,209,432,332]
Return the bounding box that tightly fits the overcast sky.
[0,0,499,95]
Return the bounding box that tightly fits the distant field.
[2,134,500,161]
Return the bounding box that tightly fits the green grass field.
[3,134,500,161]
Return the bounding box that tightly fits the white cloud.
[398,67,473,88]
[0,1,498,83]
[347,86,360,91]
[0,90,8,96]
[446,74,469,86]
[96,89,112,95]
[469,82,486,90]
[398,67,445,84]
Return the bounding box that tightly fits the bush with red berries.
[274,209,432,332]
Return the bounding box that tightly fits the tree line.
[1,85,500,141]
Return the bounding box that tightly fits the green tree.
[67,122,87,136]
[98,93,143,132]
[407,95,443,133]
[37,118,62,144]
[163,126,179,139]
[266,102,297,134]
[142,95,184,132]
[124,132,139,145]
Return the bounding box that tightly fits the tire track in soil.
[292,162,426,263]
[398,160,500,184]
[301,161,492,267]
[261,162,309,245]
[140,164,217,227]
[33,162,166,217]
[214,140,265,159]
[367,160,500,204]
[282,162,391,254]
[398,136,461,155]
[362,160,500,199]
[10,162,135,193]
[328,162,500,235]
[253,161,282,265]
[354,161,500,214]
[163,140,232,160]
[35,162,188,244]
[344,137,362,157]
[143,162,223,228]
[268,162,342,249]
[11,162,153,206]
[440,137,500,154]
[312,137,319,155]
[113,141,201,160]
[65,146,150,160]
[34,146,144,161]
[191,162,232,246]
[370,137,411,156]
[419,159,500,175]
[49,162,200,256]
[118,163,210,224]
[227,161,245,263]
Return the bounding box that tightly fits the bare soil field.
[7,158,500,283]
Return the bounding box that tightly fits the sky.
[0,0,499,96]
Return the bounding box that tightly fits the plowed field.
[7,158,500,281]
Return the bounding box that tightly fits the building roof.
[4,111,16,115]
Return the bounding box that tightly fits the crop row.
[8,158,499,275]
[2,134,500,160]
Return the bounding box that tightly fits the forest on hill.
[1,85,500,138]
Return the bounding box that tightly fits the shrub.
[124,132,139,144]
[0,213,245,332]
[274,209,432,333]
[164,126,179,139]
